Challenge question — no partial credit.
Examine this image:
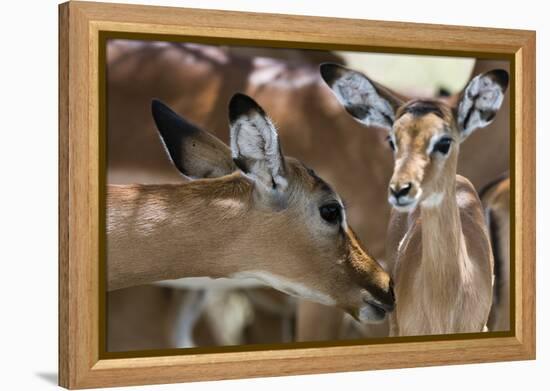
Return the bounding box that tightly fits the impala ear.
[456,69,509,141]
[320,63,403,131]
[228,93,287,192]
[152,100,236,178]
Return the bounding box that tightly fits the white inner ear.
[457,74,505,139]
[230,112,287,190]
[332,71,395,129]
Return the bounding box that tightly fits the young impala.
[321,63,508,335]
[107,93,395,323]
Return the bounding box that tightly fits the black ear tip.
[151,99,172,121]
[151,98,164,112]
[228,93,264,123]
[151,99,201,139]
[320,63,344,86]
[488,69,509,91]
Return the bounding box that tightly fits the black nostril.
[390,183,412,198]
[389,285,395,302]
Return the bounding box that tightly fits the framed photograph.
[59,1,536,388]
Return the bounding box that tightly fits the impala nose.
[390,182,412,199]
[366,279,396,313]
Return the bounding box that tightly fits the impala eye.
[433,137,452,155]
[386,136,396,151]
[319,203,342,225]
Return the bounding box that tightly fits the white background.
[0,0,546,389]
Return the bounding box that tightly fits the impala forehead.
[392,112,451,152]
[305,166,346,210]
[287,159,348,225]
[289,159,336,197]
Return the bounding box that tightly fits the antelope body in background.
[107,94,395,323]
[321,64,509,335]
[480,175,511,332]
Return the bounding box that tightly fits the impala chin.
[357,302,388,323]
[389,192,421,213]
[355,288,395,323]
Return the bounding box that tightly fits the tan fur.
[481,176,510,331]
[386,109,494,336]
[107,158,393,318]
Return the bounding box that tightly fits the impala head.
[151,94,394,322]
[320,63,509,212]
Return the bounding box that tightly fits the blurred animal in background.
[320,63,509,335]
[105,41,511,349]
[480,174,511,332]
[107,94,394,348]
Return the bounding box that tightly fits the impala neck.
[420,186,463,270]
[418,166,468,299]
[107,173,256,291]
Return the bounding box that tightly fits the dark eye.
[319,203,342,224]
[387,136,396,151]
[433,138,452,155]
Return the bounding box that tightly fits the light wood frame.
[59,1,536,389]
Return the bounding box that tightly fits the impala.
[321,63,508,335]
[107,93,395,323]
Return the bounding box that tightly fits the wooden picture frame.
[59,1,536,388]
